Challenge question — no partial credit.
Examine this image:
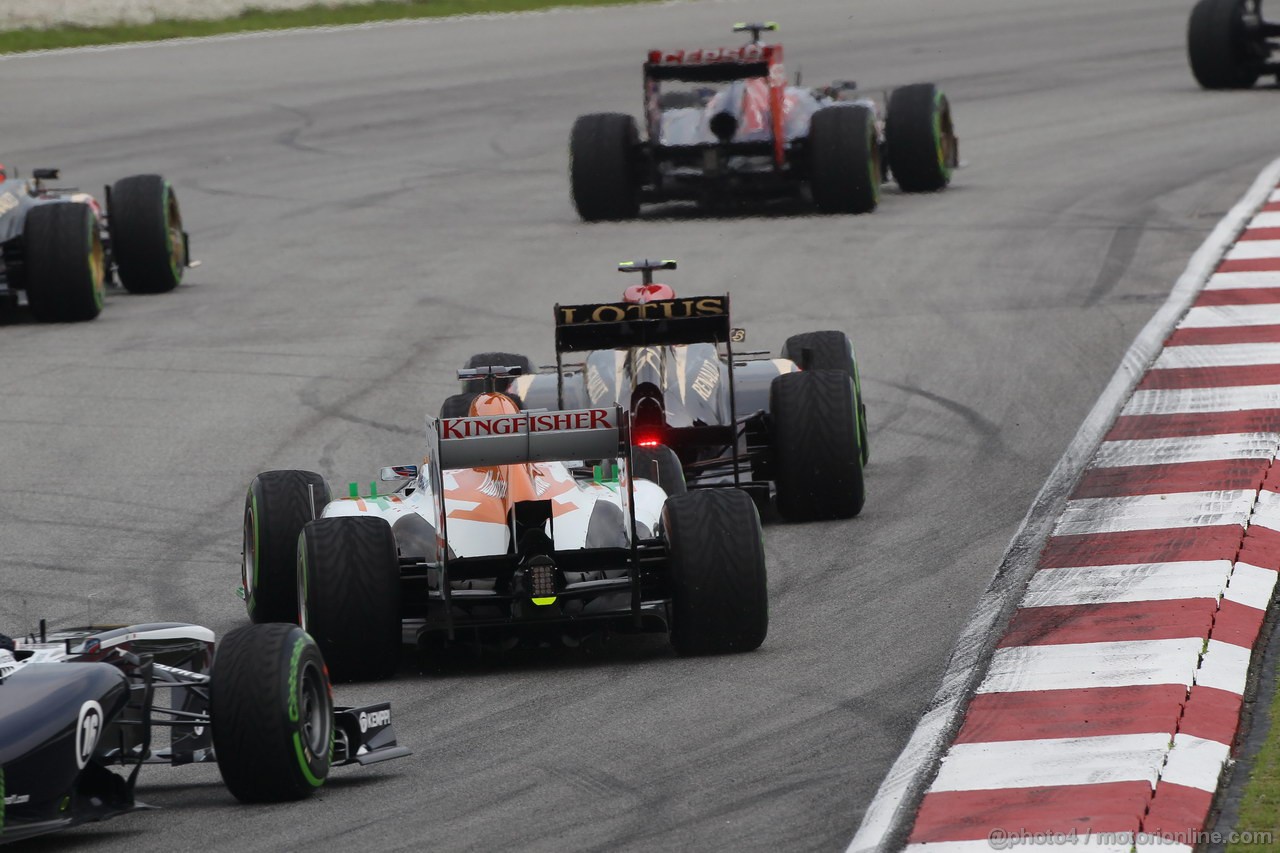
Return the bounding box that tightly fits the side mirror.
[32,168,59,180]
[380,465,418,481]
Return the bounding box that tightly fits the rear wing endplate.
[553,295,731,353]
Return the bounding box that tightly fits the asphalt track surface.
[2,1,1279,850]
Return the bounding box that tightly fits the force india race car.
[0,621,408,844]
[1187,0,1280,88]
[446,260,868,523]
[569,22,958,220]
[239,385,768,680]
[0,165,192,323]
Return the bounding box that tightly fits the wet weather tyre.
[809,105,879,214]
[1187,0,1265,89]
[570,113,640,222]
[243,470,330,624]
[24,203,105,323]
[632,444,687,495]
[770,370,865,521]
[461,352,535,393]
[886,83,956,192]
[211,623,332,803]
[664,489,768,655]
[781,331,869,465]
[300,516,401,682]
[109,174,186,294]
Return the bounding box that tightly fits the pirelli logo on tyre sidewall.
[555,296,727,326]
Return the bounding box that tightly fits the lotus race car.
[447,260,868,523]
[0,621,408,844]
[239,382,768,678]
[1187,0,1279,88]
[0,165,193,322]
[570,22,958,219]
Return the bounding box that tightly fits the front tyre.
[809,105,880,215]
[570,113,640,222]
[664,489,768,655]
[109,174,187,294]
[24,202,105,323]
[770,370,865,521]
[299,516,401,682]
[1188,0,1266,88]
[243,470,330,624]
[211,623,332,803]
[886,83,956,193]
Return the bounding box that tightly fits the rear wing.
[644,43,783,83]
[554,295,731,353]
[431,407,626,470]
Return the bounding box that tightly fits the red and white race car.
[570,22,958,219]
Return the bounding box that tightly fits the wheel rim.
[933,94,955,179]
[242,507,256,603]
[297,660,328,759]
[88,226,106,310]
[297,550,309,631]
[164,189,185,280]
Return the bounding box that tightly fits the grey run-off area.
[2,0,1279,851]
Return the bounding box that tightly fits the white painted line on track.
[1021,561,1233,607]
[1122,384,1280,416]
[1248,211,1280,229]
[928,733,1171,792]
[1194,640,1251,692]
[1052,511,1245,537]
[848,157,1280,853]
[1181,305,1280,328]
[1203,271,1280,289]
[1159,734,1230,791]
[1091,434,1279,466]
[1156,343,1280,368]
[1222,562,1280,610]
[978,639,1205,693]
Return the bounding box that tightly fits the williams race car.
[1187,0,1279,88]
[0,621,408,844]
[569,22,958,219]
[239,383,768,679]
[0,165,193,323]
[448,260,868,523]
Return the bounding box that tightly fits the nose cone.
[623,283,677,303]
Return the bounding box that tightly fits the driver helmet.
[623,283,677,303]
[0,164,7,180]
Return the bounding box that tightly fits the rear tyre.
[1187,0,1265,89]
[109,174,187,294]
[461,352,534,393]
[664,490,768,655]
[570,113,640,222]
[299,516,401,682]
[770,370,865,521]
[24,203,105,323]
[243,470,330,624]
[211,623,332,803]
[809,105,880,214]
[781,331,869,465]
[886,83,956,192]
[631,444,687,496]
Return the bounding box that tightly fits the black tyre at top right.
[210,623,333,803]
[808,104,880,215]
[299,515,401,682]
[770,369,865,522]
[886,82,957,193]
[109,174,187,294]
[24,202,105,323]
[570,112,641,222]
[1187,0,1267,89]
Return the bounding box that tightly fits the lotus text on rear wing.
[441,409,616,440]
[556,296,727,326]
